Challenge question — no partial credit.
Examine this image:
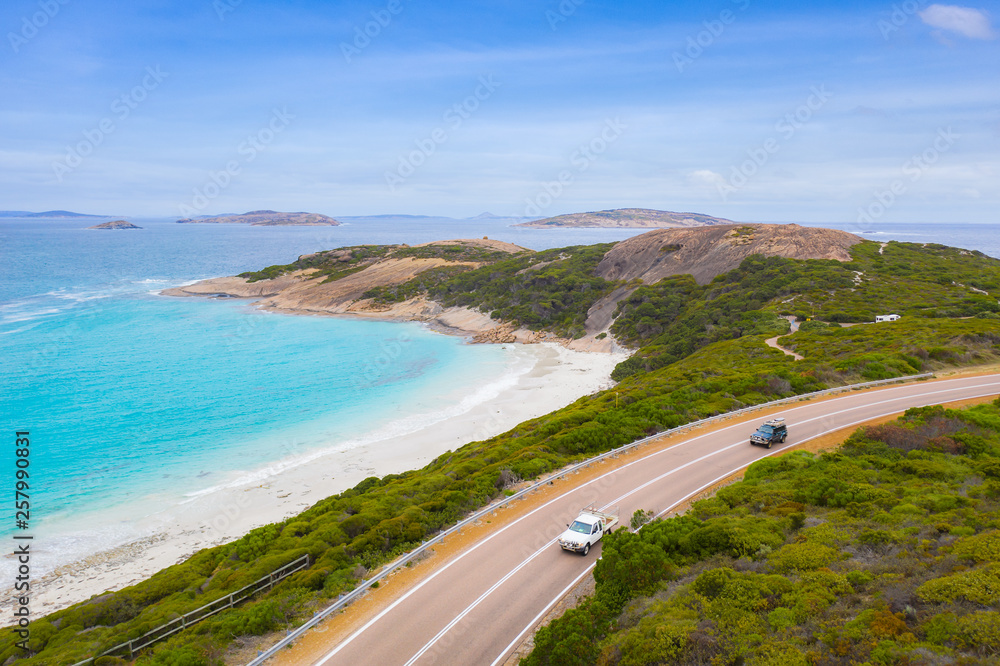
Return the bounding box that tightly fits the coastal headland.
[163,225,862,353]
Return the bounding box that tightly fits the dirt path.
[765,316,803,360]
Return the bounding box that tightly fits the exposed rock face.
[176,210,340,226]
[162,238,528,316]
[516,208,734,228]
[87,220,141,229]
[595,223,863,286]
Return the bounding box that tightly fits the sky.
[1,0,997,222]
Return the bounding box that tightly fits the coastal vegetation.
[428,244,617,339]
[524,399,1000,665]
[610,243,1000,379]
[4,238,1000,665]
[238,242,523,283]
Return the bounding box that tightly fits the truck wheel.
[582,543,590,556]
[781,434,787,443]
[766,440,772,449]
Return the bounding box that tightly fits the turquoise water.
[3,296,509,530]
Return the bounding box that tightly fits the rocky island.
[87,219,142,230]
[516,207,735,228]
[176,210,340,226]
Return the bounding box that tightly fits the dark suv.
[750,418,787,448]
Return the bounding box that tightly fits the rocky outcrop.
[595,223,863,286]
[176,210,340,226]
[88,220,141,229]
[516,208,734,228]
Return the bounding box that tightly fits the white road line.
[403,536,562,666]
[488,563,597,666]
[316,377,999,664]
[491,383,1000,665]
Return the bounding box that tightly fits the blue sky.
[1,0,997,222]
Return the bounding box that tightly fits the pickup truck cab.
[558,506,620,556]
[750,417,787,449]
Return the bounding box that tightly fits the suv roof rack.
[764,418,785,426]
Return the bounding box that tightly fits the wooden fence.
[71,553,310,665]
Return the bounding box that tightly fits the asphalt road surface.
[304,374,1000,666]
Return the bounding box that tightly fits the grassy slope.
[3,240,1000,665]
[524,400,1000,665]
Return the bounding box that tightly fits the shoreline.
[160,273,629,354]
[4,338,628,618]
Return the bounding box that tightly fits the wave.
[0,520,149,581]
[0,304,64,324]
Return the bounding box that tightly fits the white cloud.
[689,169,725,186]
[919,4,996,40]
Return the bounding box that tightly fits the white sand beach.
[5,342,627,618]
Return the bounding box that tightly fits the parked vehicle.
[750,417,787,448]
[557,505,620,555]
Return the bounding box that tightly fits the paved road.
[304,375,1000,666]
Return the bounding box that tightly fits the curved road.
[283,375,1000,666]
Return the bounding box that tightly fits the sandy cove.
[5,288,628,617]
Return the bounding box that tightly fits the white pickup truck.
[557,505,620,556]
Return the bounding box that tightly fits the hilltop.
[596,223,861,285]
[515,207,735,228]
[176,210,340,226]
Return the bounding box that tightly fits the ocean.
[1,216,997,577]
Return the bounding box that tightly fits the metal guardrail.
[71,554,311,665]
[246,371,934,665]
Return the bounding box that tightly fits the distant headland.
[515,208,735,228]
[176,210,340,226]
[0,210,110,218]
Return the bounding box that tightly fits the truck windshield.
[569,521,590,534]
[758,426,773,434]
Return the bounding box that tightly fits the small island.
[176,210,340,226]
[87,219,142,230]
[516,207,735,228]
